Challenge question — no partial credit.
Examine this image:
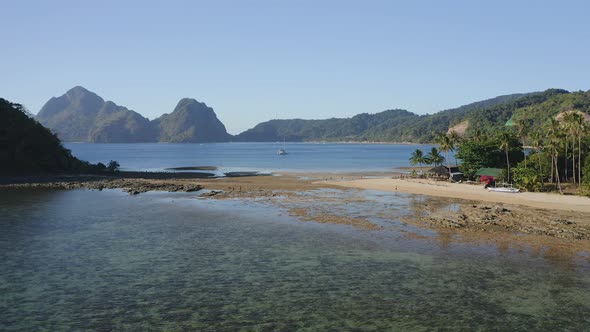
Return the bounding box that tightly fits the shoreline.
[2,171,590,248]
[322,177,590,214]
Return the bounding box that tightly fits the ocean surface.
[1,189,589,330]
[65,142,446,173]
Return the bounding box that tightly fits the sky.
[1,0,589,134]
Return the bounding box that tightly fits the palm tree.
[561,112,576,182]
[409,149,426,173]
[498,131,512,183]
[530,131,544,182]
[425,147,444,167]
[515,118,529,168]
[567,112,585,186]
[547,135,563,194]
[470,127,484,143]
[545,118,559,183]
[546,118,563,193]
[436,132,456,180]
[571,111,585,186]
[577,115,586,186]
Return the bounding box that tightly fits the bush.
[512,165,543,192]
[107,160,120,173]
[523,152,551,181]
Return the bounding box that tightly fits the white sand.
[322,178,590,213]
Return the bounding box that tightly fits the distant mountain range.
[36,87,230,143]
[34,86,589,143]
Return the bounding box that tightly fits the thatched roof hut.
[428,166,449,177]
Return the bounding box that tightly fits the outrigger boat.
[487,186,520,193]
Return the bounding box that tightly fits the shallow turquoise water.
[1,189,589,331]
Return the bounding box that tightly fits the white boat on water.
[277,137,287,155]
[487,186,520,193]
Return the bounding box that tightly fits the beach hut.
[428,166,463,181]
[475,168,503,177]
[475,168,503,184]
[428,166,449,178]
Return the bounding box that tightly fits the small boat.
[487,186,520,193]
[277,137,287,155]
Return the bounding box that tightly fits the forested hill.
[33,87,586,143]
[234,92,535,142]
[505,90,590,132]
[0,98,99,174]
[459,89,571,136]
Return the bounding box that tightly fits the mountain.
[35,86,585,144]
[89,107,157,143]
[37,87,231,143]
[36,86,155,143]
[153,98,231,143]
[0,98,98,174]
[235,93,534,143]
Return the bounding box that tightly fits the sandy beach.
[323,177,590,214]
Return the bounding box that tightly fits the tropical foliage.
[447,92,590,193]
[0,98,112,174]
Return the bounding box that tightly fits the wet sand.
[3,172,590,249]
[323,177,590,214]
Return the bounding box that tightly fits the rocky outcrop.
[153,98,231,143]
[447,120,469,137]
[36,86,156,142]
[36,87,231,143]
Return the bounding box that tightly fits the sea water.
[65,142,446,173]
[1,189,589,330]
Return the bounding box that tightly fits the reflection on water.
[0,189,589,330]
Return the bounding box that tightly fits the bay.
[65,142,446,173]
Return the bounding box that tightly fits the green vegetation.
[0,98,113,175]
[107,160,120,173]
[235,93,531,142]
[36,86,590,145]
[420,91,590,194]
[409,149,426,170]
[435,132,459,178]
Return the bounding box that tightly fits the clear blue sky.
[2,0,589,134]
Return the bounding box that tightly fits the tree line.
[0,98,119,175]
[409,109,590,194]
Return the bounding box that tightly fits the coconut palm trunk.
[549,156,554,183]
[563,141,568,181]
[579,134,582,186]
[446,151,450,180]
[572,136,576,184]
[523,137,527,168]
[555,152,562,194]
[505,147,510,183]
